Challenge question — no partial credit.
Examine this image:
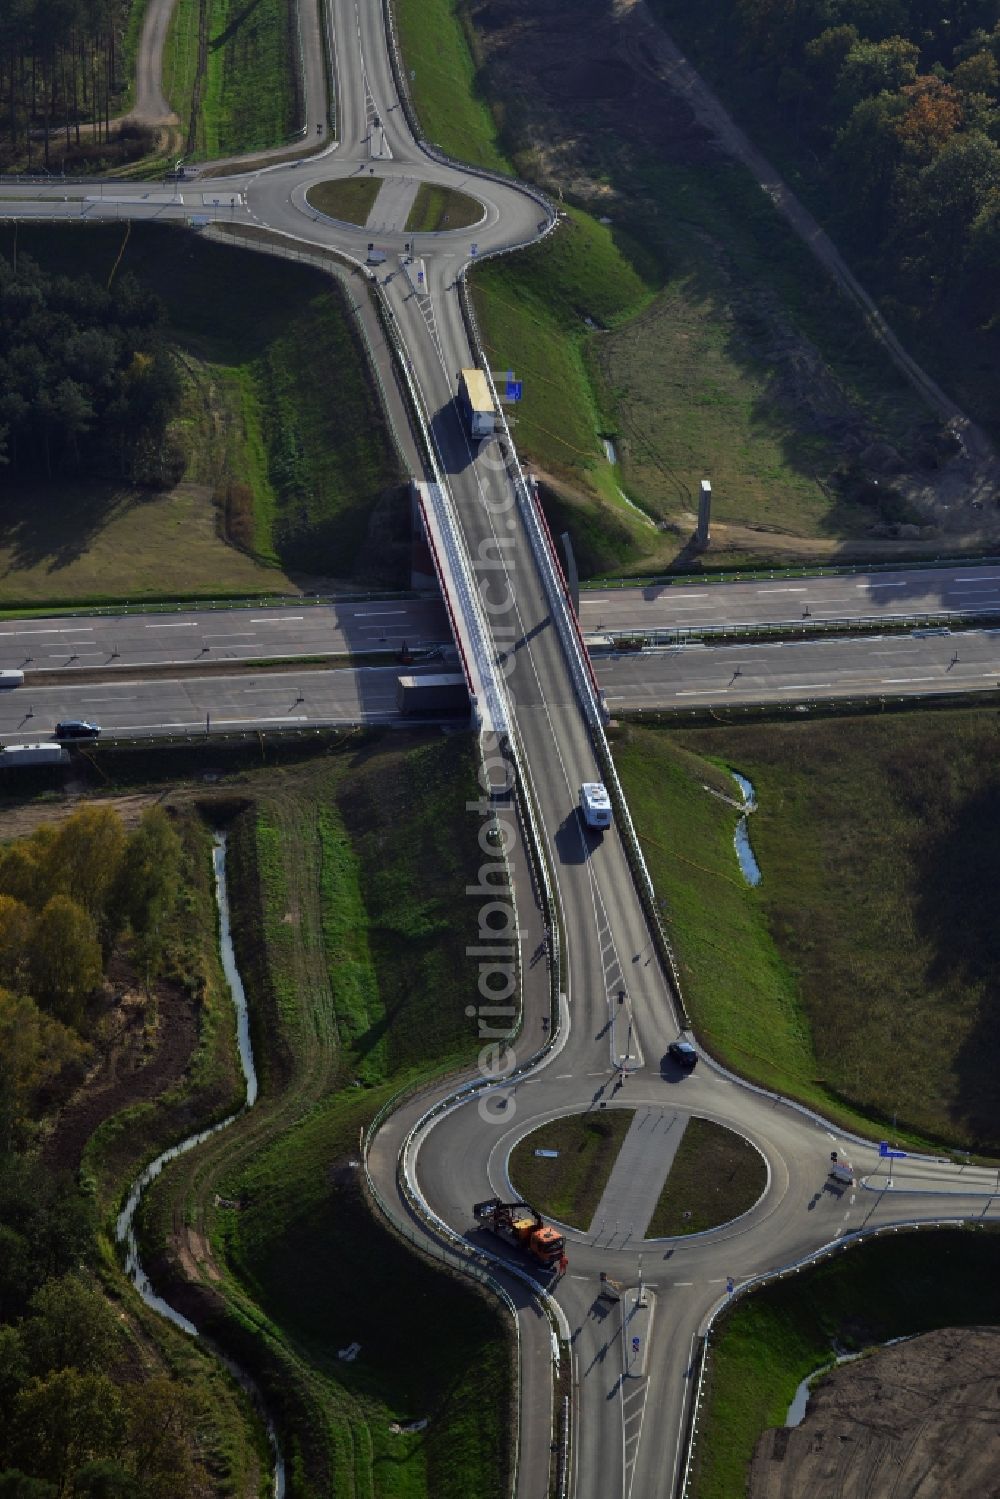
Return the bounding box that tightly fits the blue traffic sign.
[470,242,479,256]
[506,379,523,402]
[879,1141,908,1160]
[726,1277,735,1295]
[631,1336,640,1352]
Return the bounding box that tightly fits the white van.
[580,782,612,831]
[0,670,24,688]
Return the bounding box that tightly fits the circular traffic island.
[509,1110,767,1239]
[645,1117,767,1237]
[509,1109,635,1232]
[404,182,483,232]
[306,177,384,225]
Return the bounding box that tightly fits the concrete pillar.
[697,479,712,549]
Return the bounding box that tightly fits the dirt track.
[749,1327,1000,1498]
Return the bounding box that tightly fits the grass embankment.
[307,177,383,226]
[471,209,661,572]
[405,182,483,233]
[613,709,1000,1151]
[691,1227,1000,1499]
[646,1118,766,1237]
[0,224,404,603]
[394,0,932,574]
[163,0,299,159]
[509,1109,634,1229]
[127,734,513,1499]
[394,0,507,173]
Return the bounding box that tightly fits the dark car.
[667,1040,698,1072]
[54,720,101,740]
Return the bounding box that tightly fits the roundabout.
[507,1108,769,1242]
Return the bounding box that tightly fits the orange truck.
[473,1198,568,1273]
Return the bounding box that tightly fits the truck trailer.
[396,673,471,717]
[473,1198,568,1273]
[0,743,69,765]
[0,670,24,687]
[458,368,496,440]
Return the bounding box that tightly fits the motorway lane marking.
[203,632,259,638]
[778,682,831,690]
[250,616,305,623]
[672,1281,693,1286]
[881,676,938,683]
[146,621,199,628]
[0,627,98,635]
[352,608,408,615]
[862,581,907,588]
[76,696,138,703]
[756,586,806,593]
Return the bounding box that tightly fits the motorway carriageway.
[4,629,1000,743]
[580,563,1000,630]
[2,562,999,681]
[0,599,450,674]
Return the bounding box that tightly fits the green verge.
[508,1108,634,1230]
[612,709,1000,1153]
[127,734,513,1499]
[470,207,661,572]
[0,224,405,602]
[405,182,483,233]
[163,0,298,159]
[645,1117,766,1238]
[307,177,383,226]
[691,1227,1000,1499]
[393,0,507,173]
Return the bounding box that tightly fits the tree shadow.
[914,782,1000,1148]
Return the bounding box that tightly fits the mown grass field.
[163,0,299,159]
[115,732,513,1499]
[646,1117,766,1237]
[691,1227,1000,1499]
[613,708,1000,1151]
[509,1108,634,1229]
[307,177,383,226]
[405,182,483,233]
[0,224,403,602]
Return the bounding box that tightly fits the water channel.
[115,832,283,1496]
[732,772,762,886]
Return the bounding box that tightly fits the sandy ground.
[749,1326,1000,1498]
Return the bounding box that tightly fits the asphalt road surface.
[0,600,451,674]
[0,664,410,743]
[598,628,1000,708]
[581,563,1000,632]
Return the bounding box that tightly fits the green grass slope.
[614,709,1000,1151]
[164,0,299,159]
[0,225,403,601]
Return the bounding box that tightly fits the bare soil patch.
[749,1326,1000,1499]
[42,962,199,1171]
